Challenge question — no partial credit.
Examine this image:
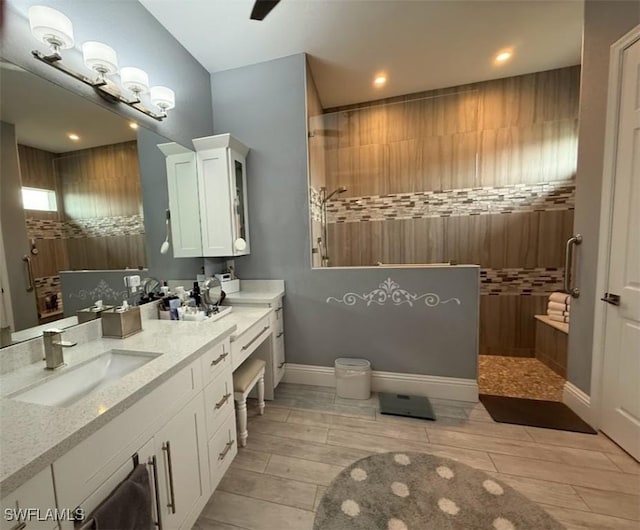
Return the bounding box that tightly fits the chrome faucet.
[43,329,76,370]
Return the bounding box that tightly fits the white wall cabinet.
[159,134,250,259]
[158,143,202,258]
[193,134,250,257]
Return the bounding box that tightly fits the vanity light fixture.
[28,6,175,121]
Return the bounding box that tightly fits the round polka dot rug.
[313,452,564,529]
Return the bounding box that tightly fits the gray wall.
[2,0,213,282]
[0,122,39,330]
[211,54,479,377]
[567,1,640,394]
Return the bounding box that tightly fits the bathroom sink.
[11,350,161,408]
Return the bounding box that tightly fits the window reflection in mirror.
[0,58,148,346]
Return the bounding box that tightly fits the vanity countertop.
[223,279,285,305]
[0,305,272,495]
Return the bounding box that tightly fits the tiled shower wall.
[310,66,579,357]
[18,141,146,321]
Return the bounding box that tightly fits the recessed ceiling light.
[495,51,512,63]
[373,74,387,87]
[129,122,139,130]
[67,133,80,141]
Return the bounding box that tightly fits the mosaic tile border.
[324,180,575,223]
[310,187,322,223]
[26,214,145,239]
[480,268,565,295]
[34,275,63,313]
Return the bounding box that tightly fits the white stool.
[233,357,266,447]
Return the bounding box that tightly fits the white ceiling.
[0,61,137,153]
[141,0,584,108]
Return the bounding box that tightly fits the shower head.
[322,186,347,203]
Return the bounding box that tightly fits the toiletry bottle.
[192,281,201,306]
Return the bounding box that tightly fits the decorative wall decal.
[326,278,461,307]
[69,280,128,302]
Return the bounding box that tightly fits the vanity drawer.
[230,317,271,370]
[201,339,231,385]
[203,368,234,439]
[207,410,237,491]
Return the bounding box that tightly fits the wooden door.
[601,36,640,461]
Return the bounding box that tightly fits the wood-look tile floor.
[194,383,640,530]
[478,355,566,401]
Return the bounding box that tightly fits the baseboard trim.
[563,381,592,425]
[282,364,478,402]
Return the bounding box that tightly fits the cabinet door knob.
[278,362,285,369]
[276,331,284,338]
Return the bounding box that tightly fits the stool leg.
[258,375,265,416]
[236,397,248,447]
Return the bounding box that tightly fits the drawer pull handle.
[162,441,177,514]
[276,331,284,338]
[218,439,235,461]
[278,361,285,369]
[148,454,163,530]
[210,352,229,366]
[241,326,270,351]
[215,393,231,409]
[275,307,282,313]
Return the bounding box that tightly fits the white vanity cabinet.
[50,337,233,530]
[227,297,285,399]
[159,133,250,259]
[0,467,58,530]
[154,394,208,530]
[193,134,250,257]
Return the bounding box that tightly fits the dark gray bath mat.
[378,392,435,420]
[314,452,564,530]
[480,394,597,434]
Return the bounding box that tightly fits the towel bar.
[73,452,162,529]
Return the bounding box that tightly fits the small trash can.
[335,358,371,400]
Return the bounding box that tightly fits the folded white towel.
[548,301,570,312]
[548,314,570,323]
[549,292,570,304]
[547,309,570,317]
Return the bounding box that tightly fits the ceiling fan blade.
[250,0,281,21]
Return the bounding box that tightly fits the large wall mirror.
[0,58,164,346]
